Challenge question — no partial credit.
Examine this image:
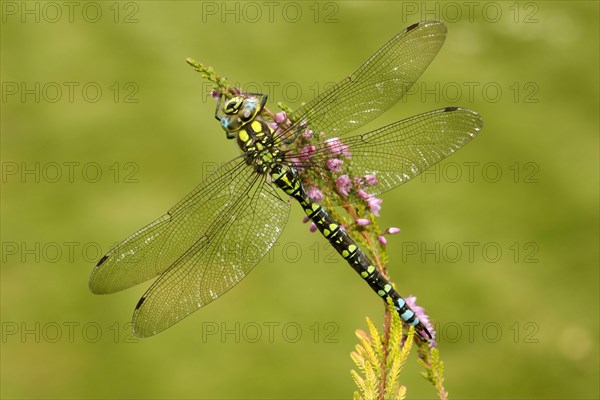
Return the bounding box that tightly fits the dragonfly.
[89,20,482,340]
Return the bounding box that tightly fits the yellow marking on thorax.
[251,121,262,132]
[238,129,249,142]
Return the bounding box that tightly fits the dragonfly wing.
[89,159,287,294]
[131,178,290,337]
[301,107,482,204]
[285,20,447,141]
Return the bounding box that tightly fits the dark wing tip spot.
[135,296,146,310]
[96,254,109,266]
[444,106,459,112]
[406,22,420,32]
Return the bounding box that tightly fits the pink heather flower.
[326,158,343,172]
[307,187,324,202]
[386,227,401,234]
[378,236,387,245]
[269,122,286,137]
[406,296,436,346]
[302,216,310,223]
[325,138,341,153]
[309,222,317,233]
[367,197,383,216]
[210,89,221,100]
[365,174,378,186]
[274,111,288,124]
[357,218,370,226]
[341,145,351,159]
[302,129,313,139]
[300,145,316,162]
[357,189,370,199]
[325,138,352,159]
[336,175,351,197]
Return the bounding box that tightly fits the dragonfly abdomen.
[271,164,430,340]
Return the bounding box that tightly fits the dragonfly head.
[217,95,263,138]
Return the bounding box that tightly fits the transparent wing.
[296,107,483,204]
[89,159,288,296]
[132,179,289,337]
[90,159,250,294]
[283,20,447,141]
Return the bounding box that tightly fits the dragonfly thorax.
[236,119,283,174]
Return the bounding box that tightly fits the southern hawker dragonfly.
[90,20,483,340]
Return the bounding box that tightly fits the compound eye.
[239,98,259,122]
[221,115,242,133]
[240,109,253,122]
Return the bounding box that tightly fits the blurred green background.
[1,1,598,399]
